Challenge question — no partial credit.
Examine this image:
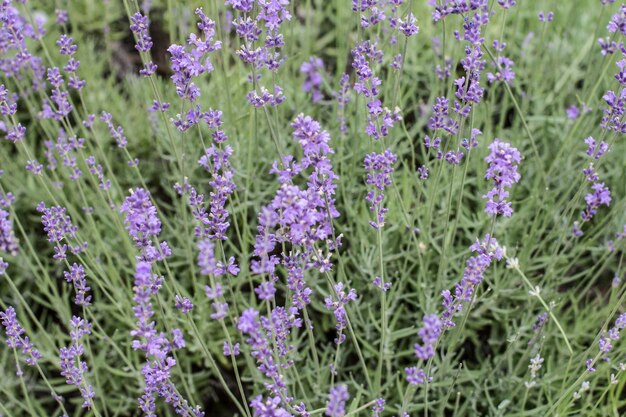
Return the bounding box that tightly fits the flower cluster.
[168,8,221,104]
[325,385,349,417]
[238,308,294,405]
[364,149,396,229]
[406,233,503,385]
[0,207,18,255]
[59,316,95,409]
[578,137,611,231]
[47,129,85,183]
[429,0,488,22]
[324,283,357,344]
[226,0,291,107]
[0,6,46,92]
[483,139,522,217]
[597,312,626,357]
[413,314,442,362]
[100,111,128,148]
[196,116,236,239]
[538,11,554,23]
[253,114,339,285]
[486,56,515,84]
[130,12,158,76]
[354,0,386,29]
[1,306,42,369]
[607,4,626,36]
[37,202,87,260]
[300,56,324,103]
[56,34,85,90]
[131,261,201,416]
[352,40,401,140]
[524,354,544,388]
[63,263,92,306]
[41,66,73,121]
[444,234,504,324]
[120,188,171,262]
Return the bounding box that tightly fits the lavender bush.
[0,0,625,416]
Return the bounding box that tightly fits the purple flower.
[250,395,292,417]
[351,40,402,139]
[120,188,171,262]
[584,136,609,160]
[405,366,428,385]
[197,238,218,276]
[225,0,254,13]
[285,255,313,310]
[435,57,452,80]
[1,306,42,369]
[131,261,202,415]
[255,281,276,301]
[428,97,458,134]
[56,34,77,56]
[581,183,611,222]
[171,328,186,350]
[486,56,516,84]
[441,234,503,329]
[373,276,392,292]
[60,316,95,409]
[364,149,397,229]
[56,9,69,25]
[227,0,290,107]
[87,155,112,191]
[42,67,73,120]
[497,0,516,9]
[238,308,291,400]
[596,312,626,361]
[372,398,385,417]
[532,312,548,332]
[483,139,522,217]
[100,112,127,148]
[566,105,580,120]
[37,202,87,260]
[444,150,464,165]
[599,37,618,55]
[223,341,240,356]
[197,143,236,240]
[174,295,193,313]
[63,263,92,306]
[418,165,429,180]
[414,314,442,360]
[608,4,626,36]
[398,13,419,36]
[130,12,153,53]
[0,208,18,255]
[252,114,339,281]
[325,385,349,417]
[324,283,357,344]
[538,11,554,23]
[168,8,221,103]
[300,56,324,103]
[211,302,229,320]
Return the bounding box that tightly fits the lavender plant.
[0,0,626,416]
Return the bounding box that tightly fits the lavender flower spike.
[326,385,349,417]
[1,306,42,369]
[60,316,95,409]
[483,139,522,217]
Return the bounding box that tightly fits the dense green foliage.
[0,1,625,416]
